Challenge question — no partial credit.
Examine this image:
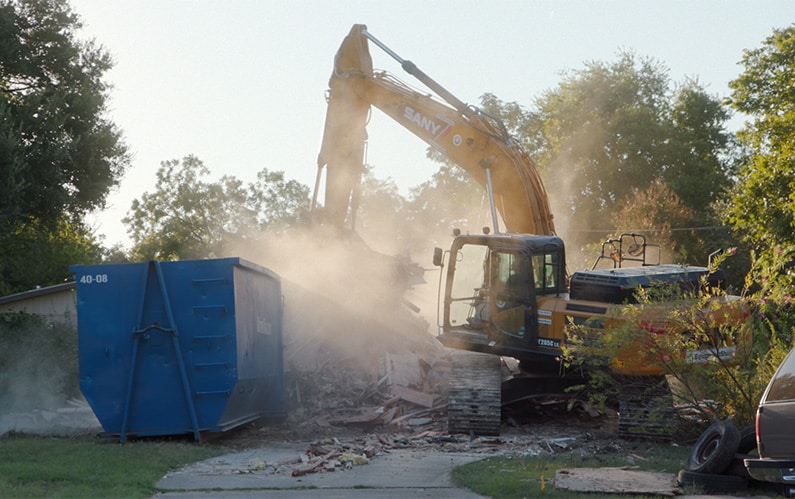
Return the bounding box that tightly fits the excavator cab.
[435,233,566,361]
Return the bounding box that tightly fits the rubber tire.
[677,469,747,494]
[725,454,753,479]
[737,424,757,455]
[725,425,759,479]
[685,420,741,474]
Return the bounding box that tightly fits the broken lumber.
[390,384,434,408]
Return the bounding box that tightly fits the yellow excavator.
[313,24,743,436]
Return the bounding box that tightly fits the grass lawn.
[0,433,226,498]
[452,441,692,498]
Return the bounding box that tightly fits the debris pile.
[286,330,453,434]
[230,420,625,478]
[275,245,456,434]
[242,233,608,447]
[289,437,377,476]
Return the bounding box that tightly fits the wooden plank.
[381,406,399,425]
[390,384,434,408]
[554,468,680,496]
[386,353,423,387]
[336,407,382,425]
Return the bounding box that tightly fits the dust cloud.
[0,209,452,437]
[228,225,441,375]
[0,326,100,437]
[0,126,634,437]
[225,221,452,420]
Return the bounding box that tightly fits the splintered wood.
[291,338,451,432]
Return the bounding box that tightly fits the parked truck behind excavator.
[314,24,745,436]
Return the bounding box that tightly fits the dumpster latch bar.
[120,260,201,443]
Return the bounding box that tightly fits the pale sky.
[69,0,792,248]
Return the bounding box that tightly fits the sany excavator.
[313,25,743,436]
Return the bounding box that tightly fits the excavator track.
[616,375,677,439]
[446,355,677,438]
[447,351,502,436]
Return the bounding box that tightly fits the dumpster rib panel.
[193,334,230,341]
[192,277,227,285]
[192,305,228,314]
[194,362,230,369]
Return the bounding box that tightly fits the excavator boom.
[314,24,555,236]
[314,25,745,439]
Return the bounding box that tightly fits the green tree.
[350,166,406,253]
[0,0,127,293]
[610,179,697,263]
[249,168,313,230]
[666,82,738,214]
[0,0,128,226]
[531,52,670,230]
[405,158,487,246]
[483,53,736,262]
[726,25,795,261]
[0,217,102,295]
[124,156,311,261]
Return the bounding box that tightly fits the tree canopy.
[0,0,128,227]
[609,179,696,262]
[0,0,127,293]
[124,156,311,261]
[405,156,488,246]
[479,52,736,263]
[726,25,795,261]
[0,216,101,295]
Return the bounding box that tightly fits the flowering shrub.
[564,248,795,429]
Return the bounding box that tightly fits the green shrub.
[564,249,795,430]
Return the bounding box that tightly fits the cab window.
[491,251,531,336]
[532,251,560,294]
[492,251,531,301]
[766,350,795,402]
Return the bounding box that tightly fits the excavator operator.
[492,252,531,336]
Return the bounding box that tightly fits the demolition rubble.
[216,410,622,479]
[226,280,619,479]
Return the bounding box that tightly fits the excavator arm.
[314,24,555,236]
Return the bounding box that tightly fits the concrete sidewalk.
[151,442,757,499]
[153,443,486,498]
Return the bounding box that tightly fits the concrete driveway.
[153,443,486,498]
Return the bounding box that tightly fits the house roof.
[0,281,76,306]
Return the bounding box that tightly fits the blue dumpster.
[70,257,285,442]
